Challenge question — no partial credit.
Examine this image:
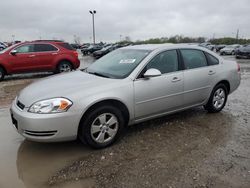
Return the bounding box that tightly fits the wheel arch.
[215,80,230,93]
[0,64,7,74]
[77,99,130,135]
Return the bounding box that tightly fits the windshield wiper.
[87,71,110,78]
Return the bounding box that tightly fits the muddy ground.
[0,55,249,188]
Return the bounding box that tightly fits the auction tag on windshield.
[119,59,136,64]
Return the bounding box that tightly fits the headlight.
[28,98,73,114]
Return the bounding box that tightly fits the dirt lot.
[0,55,249,188]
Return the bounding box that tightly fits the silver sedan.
[10,44,241,148]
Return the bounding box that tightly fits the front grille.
[23,130,57,137]
[17,100,25,110]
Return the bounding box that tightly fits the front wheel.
[204,84,228,113]
[78,105,125,149]
[0,67,5,81]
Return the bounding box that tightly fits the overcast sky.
[0,0,250,43]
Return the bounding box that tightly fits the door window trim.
[179,48,209,70]
[11,44,35,54]
[33,43,59,53]
[11,43,59,55]
[135,49,183,80]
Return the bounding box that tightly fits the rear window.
[205,52,219,65]
[57,43,75,50]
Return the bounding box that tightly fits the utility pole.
[236,29,239,43]
[89,10,97,44]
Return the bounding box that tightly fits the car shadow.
[3,72,54,81]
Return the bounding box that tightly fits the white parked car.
[220,44,241,55]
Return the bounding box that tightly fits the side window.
[205,52,219,65]
[145,50,179,74]
[15,45,34,53]
[34,44,58,52]
[180,49,207,69]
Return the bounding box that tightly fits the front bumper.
[10,100,80,142]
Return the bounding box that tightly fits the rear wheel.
[0,67,5,81]
[78,105,125,149]
[57,61,72,73]
[204,84,228,113]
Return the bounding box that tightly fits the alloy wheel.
[59,63,71,72]
[212,88,225,109]
[90,113,119,144]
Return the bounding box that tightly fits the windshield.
[86,49,151,79]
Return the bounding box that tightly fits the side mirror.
[143,68,161,78]
[10,50,17,55]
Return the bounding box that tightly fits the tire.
[78,105,125,149]
[220,52,224,56]
[204,84,228,113]
[0,67,5,81]
[57,61,72,73]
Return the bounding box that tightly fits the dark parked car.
[0,42,7,51]
[0,40,80,81]
[81,45,102,55]
[235,45,250,59]
[215,45,226,52]
[93,45,116,58]
[70,43,81,49]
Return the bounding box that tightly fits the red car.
[0,40,80,81]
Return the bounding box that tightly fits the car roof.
[123,43,206,51]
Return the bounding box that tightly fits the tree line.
[119,35,250,45]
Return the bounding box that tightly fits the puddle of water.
[0,108,95,188]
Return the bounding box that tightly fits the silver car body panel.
[11,44,241,142]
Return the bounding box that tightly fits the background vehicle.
[235,45,250,59]
[0,40,80,81]
[81,44,102,55]
[70,43,81,49]
[93,45,117,58]
[11,44,241,148]
[0,42,7,51]
[220,44,241,55]
[215,44,226,52]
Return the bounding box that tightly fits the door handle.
[172,77,181,82]
[29,55,36,58]
[52,53,58,55]
[208,70,216,75]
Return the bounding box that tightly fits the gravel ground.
[0,55,249,188]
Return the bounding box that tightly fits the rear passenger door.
[33,44,59,71]
[180,49,211,107]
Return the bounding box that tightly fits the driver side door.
[8,44,35,73]
[134,50,184,120]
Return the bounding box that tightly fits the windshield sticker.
[119,59,136,64]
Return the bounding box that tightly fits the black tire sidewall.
[79,105,125,149]
[57,61,72,73]
[0,67,5,81]
[205,84,228,113]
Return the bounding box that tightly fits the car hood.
[18,71,119,107]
